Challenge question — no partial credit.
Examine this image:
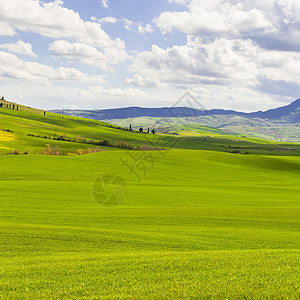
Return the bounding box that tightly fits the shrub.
[41,144,66,156]
[137,144,165,151]
[101,139,111,146]
[10,149,20,155]
[75,147,103,155]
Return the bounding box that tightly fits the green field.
[2,107,300,156]
[0,104,299,299]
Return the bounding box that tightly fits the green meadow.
[2,107,300,155]
[0,104,299,299]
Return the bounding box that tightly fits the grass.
[0,103,299,298]
[0,150,299,298]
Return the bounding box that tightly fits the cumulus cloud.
[137,24,154,34]
[0,0,124,49]
[0,40,37,57]
[128,37,258,87]
[49,40,127,71]
[0,51,104,84]
[127,36,300,107]
[156,0,300,52]
[0,0,130,74]
[123,19,154,35]
[156,0,273,37]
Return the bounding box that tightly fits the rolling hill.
[50,98,300,143]
[2,99,300,155]
[0,98,299,299]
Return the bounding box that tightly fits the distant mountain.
[51,98,300,122]
[249,99,300,121]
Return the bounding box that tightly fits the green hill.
[0,99,299,299]
[2,100,300,156]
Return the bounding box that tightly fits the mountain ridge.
[50,98,300,122]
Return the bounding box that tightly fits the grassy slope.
[2,108,300,155]
[0,104,299,298]
[0,108,160,154]
[0,150,299,299]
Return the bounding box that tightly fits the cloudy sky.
[0,0,300,111]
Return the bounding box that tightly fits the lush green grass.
[0,108,158,154]
[0,150,299,298]
[0,104,299,298]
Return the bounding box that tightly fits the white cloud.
[90,16,153,34]
[49,40,128,71]
[156,0,300,52]
[127,36,300,107]
[129,37,257,87]
[0,51,104,84]
[101,0,109,8]
[0,22,15,36]
[137,24,154,34]
[123,19,154,35]
[97,17,117,24]
[156,0,273,37]
[0,0,124,50]
[0,40,37,57]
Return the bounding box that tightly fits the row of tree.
[130,124,155,134]
[0,102,19,111]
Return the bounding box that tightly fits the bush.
[10,149,20,155]
[101,139,111,146]
[41,144,66,156]
[137,144,165,151]
[72,147,103,155]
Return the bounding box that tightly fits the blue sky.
[0,0,300,111]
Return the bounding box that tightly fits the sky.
[0,0,300,112]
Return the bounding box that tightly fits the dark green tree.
[139,127,143,133]
[151,129,156,134]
